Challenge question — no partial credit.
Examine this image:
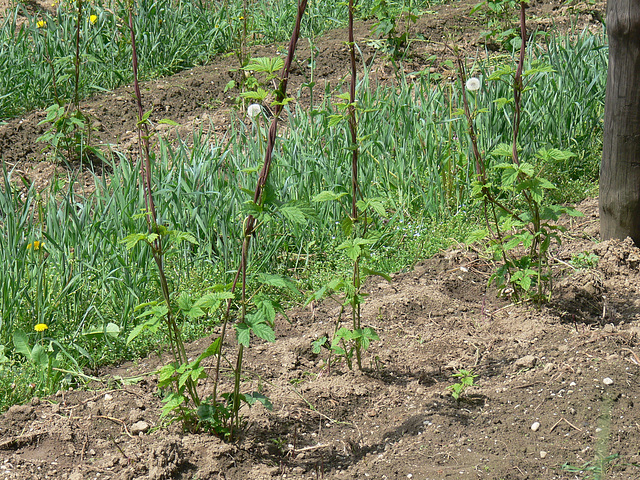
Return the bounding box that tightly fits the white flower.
[465,77,481,92]
[247,103,262,118]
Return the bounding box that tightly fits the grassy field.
[0,0,606,415]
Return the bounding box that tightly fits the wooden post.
[600,0,640,245]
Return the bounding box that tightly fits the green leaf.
[360,327,379,350]
[491,143,513,158]
[493,97,513,109]
[258,273,300,295]
[196,338,221,364]
[82,322,120,339]
[535,148,575,162]
[240,88,269,102]
[312,336,328,354]
[518,162,535,178]
[466,228,488,244]
[243,56,284,74]
[236,322,251,347]
[126,308,166,345]
[280,205,307,224]
[158,363,177,385]
[251,321,276,343]
[255,297,277,324]
[31,344,48,367]
[337,239,361,261]
[244,392,273,410]
[312,190,347,203]
[171,230,198,245]
[328,114,345,127]
[361,267,392,282]
[161,392,186,417]
[158,119,180,126]
[119,233,148,250]
[12,330,31,359]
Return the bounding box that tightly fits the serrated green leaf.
[240,88,268,101]
[244,392,273,410]
[158,363,177,384]
[82,322,120,339]
[243,56,284,74]
[328,114,344,127]
[161,392,186,416]
[235,322,250,347]
[280,205,307,224]
[491,143,513,158]
[196,337,221,364]
[361,266,392,282]
[258,273,300,295]
[312,336,327,354]
[171,230,198,245]
[466,228,488,244]
[251,322,276,343]
[119,233,148,250]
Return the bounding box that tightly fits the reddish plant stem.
[511,1,527,166]
[213,0,308,417]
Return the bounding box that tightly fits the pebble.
[130,421,150,435]
[531,421,541,432]
[603,377,614,385]
[104,393,113,401]
[515,355,538,369]
[540,451,547,459]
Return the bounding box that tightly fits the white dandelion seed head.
[465,77,481,92]
[247,103,262,118]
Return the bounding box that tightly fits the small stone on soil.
[531,422,541,432]
[130,421,150,435]
[603,377,614,385]
[516,355,538,369]
[540,451,547,458]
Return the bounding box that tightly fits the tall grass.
[0,0,442,119]
[0,30,606,410]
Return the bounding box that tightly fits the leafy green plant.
[37,104,93,162]
[459,3,582,302]
[311,326,379,370]
[370,0,421,58]
[447,368,478,402]
[307,0,386,372]
[119,0,205,432]
[471,0,520,50]
[36,0,100,162]
[239,56,286,104]
[561,394,617,480]
[11,323,86,395]
[203,0,309,440]
[570,252,599,269]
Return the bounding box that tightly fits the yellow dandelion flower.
[27,240,43,250]
[90,14,98,24]
[34,323,48,332]
[239,16,244,20]
[37,20,46,28]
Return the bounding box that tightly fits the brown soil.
[4,2,638,480]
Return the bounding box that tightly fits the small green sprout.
[447,368,479,402]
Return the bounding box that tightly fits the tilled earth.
[3,1,638,480]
